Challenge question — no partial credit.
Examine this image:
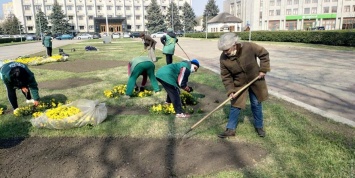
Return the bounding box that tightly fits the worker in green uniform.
[42,31,53,57]
[124,56,161,98]
[160,28,178,64]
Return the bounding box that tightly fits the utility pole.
[205,12,208,39]
[171,0,174,31]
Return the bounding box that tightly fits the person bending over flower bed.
[124,56,161,98]
[0,62,40,114]
[156,59,200,119]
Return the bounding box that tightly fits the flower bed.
[3,55,67,66]
[104,84,153,98]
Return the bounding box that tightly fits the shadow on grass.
[40,94,68,104]
[0,121,31,149]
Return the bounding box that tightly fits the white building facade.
[12,0,191,34]
[223,0,355,31]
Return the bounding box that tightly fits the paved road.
[1,38,354,127]
[0,39,79,60]
[152,37,355,127]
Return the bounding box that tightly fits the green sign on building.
[286,13,337,20]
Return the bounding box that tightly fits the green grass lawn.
[0,38,354,177]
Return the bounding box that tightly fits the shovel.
[181,76,260,139]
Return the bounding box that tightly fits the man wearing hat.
[217,32,270,138]
[42,31,53,57]
[140,32,157,62]
[160,28,178,64]
[0,62,40,114]
[156,59,200,118]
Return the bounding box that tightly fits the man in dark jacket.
[160,28,178,64]
[217,33,270,138]
[42,31,53,57]
[156,59,200,118]
[140,33,157,62]
[0,62,40,113]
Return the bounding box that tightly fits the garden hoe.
[180,76,260,141]
[177,43,191,61]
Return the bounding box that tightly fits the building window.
[293,8,298,14]
[312,7,317,14]
[277,0,281,6]
[126,6,131,10]
[270,0,275,6]
[68,16,74,20]
[77,6,82,10]
[269,10,274,16]
[79,26,84,30]
[35,5,41,10]
[26,16,32,21]
[276,9,280,15]
[136,25,140,29]
[107,6,112,10]
[78,16,84,20]
[286,9,291,15]
[46,5,51,10]
[287,0,292,5]
[28,26,33,31]
[89,16,94,20]
[332,0,337,2]
[98,6,102,10]
[294,0,299,4]
[353,5,355,12]
[304,8,310,14]
[312,0,318,3]
[98,15,103,17]
[67,6,73,10]
[332,6,337,13]
[323,7,329,13]
[135,15,140,20]
[344,6,350,12]
[24,5,31,10]
[116,6,121,10]
[127,15,131,19]
[87,6,92,10]
[89,25,93,30]
[305,0,311,4]
[324,0,330,2]
[135,6,140,10]
[286,21,297,30]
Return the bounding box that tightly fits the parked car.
[112,33,120,39]
[122,32,130,38]
[129,32,141,38]
[76,33,93,40]
[55,34,74,40]
[151,32,166,38]
[175,30,184,37]
[92,33,101,39]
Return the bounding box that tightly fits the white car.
[151,32,166,38]
[76,33,93,40]
[112,33,120,38]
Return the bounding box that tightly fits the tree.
[1,15,22,35]
[181,2,196,32]
[35,9,49,37]
[146,0,166,33]
[165,2,183,31]
[48,0,70,34]
[202,0,219,30]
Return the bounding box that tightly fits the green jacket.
[42,35,52,47]
[0,62,40,100]
[156,61,192,88]
[162,35,176,55]
[129,56,152,75]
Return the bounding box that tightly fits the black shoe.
[255,128,265,137]
[217,129,236,138]
[140,86,145,91]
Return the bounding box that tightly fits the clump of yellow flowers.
[12,99,69,117]
[45,105,81,120]
[0,107,4,115]
[149,90,200,115]
[3,55,66,66]
[104,84,153,98]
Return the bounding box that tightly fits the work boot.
[255,128,265,137]
[217,129,236,138]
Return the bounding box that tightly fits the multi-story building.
[223,0,355,30]
[12,0,191,34]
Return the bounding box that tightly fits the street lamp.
[205,13,208,39]
[171,0,174,31]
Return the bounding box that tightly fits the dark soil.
[0,59,269,177]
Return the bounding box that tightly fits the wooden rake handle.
[186,76,260,132]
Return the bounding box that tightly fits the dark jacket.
[142,35,157,50]
[220,42,270,109]
[0,62,40,100]
[156,61,192,88]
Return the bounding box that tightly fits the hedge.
[0,37,26,44]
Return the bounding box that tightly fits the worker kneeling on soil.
[0,62,40,113]
[124,56,161,98]
[156,59,200,119]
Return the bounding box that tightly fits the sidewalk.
[152,37,355,127]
